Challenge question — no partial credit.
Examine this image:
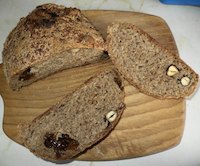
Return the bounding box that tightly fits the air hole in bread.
[76,17,81,21]
[19,67,34,81]
[114,77,123,90]
[100,52,109,60]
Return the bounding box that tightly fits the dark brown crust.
[3,3,105,85]
[107,22,199,99]
[18,69,125,160]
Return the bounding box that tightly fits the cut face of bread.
[10,48,104,89]
[107,23,198,99]
[3,3,105,90]
[18,70,125,161]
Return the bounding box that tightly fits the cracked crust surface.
[3,3,105,87]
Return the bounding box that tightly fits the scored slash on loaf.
[18,70,125,160]
[107,22,199,99]
[3,3,106,90]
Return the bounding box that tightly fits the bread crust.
[3,3,105,83]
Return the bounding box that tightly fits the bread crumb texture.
[107,22,198,99]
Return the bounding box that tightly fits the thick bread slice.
[107,22,198,99]
[18,70,125,161]
[3,3,105,90]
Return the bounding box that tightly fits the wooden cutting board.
[0,10,185,161]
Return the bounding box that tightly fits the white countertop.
[0,0,200,165]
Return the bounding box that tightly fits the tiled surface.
[0,0,200,165]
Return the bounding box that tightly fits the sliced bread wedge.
[3,3,105,90]
[18,70,125,161]
[107,22,198,99]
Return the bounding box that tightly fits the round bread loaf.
[3,3,105,90]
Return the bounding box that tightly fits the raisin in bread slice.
[3,3,105,90]
[107,22,198,99]
[18,70,125,161]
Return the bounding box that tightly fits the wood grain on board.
[0,10,185,160]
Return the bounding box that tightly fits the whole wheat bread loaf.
[18,70,125,161]
[3,3,105,90]
[107,22,198,99]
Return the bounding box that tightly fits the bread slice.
[18,70,125,161]
[3,3,105,90]
[107,22,198,99]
